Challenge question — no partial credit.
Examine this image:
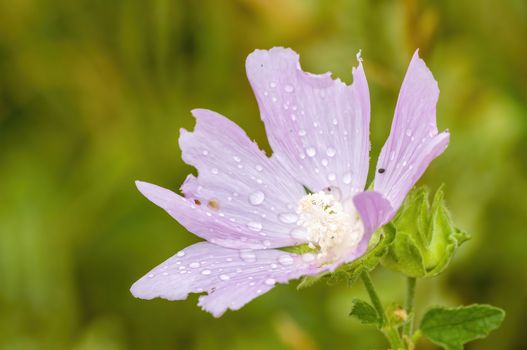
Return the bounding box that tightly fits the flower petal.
[246,47,370,198]
[352,190,394,259]
[136,109,310,249]
[130,242,321,317]
[374,50,449,210]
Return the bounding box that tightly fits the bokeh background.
[1,0,526,349]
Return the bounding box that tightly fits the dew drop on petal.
[233,156,241,162]
[148,273,154,278]
[240,251,257,263]
[249,191,265,205]
[298,129,306,136]
[189,262,201,268]
[302,253,315,262]
[247,221,263,232]
[284,85,294,93]
[327,173,336,181]
[278,212,299,224]
[202,150,209,156]
[255,165,263,172]
[265,278,276,285]
[342,172,352,185]
[326,147,336,157]
[278,255,294,266]
[219,274,230,281]
[201,269,211,275]
[290,227,308,240]
[269,81,277,88]
[211,168,219,175]
[306,147,316,157]
[176,251,185,257]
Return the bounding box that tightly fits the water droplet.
[263,240,271,247]
[298,129,306,136]
[327,173,336,181]
[201,269,211,275]
[284,84,294,93]
[272,97,277,103]
[326,147,336,157]
[189,262,201,268]
[323,186,342,200]
[148,273,154,278]
[302,253,315,262]
[278,255,294,266]
[247,221,263,232]
[342,172,352,184]
[270,263,278,269]
[202,150,209,156]
[220,274,230,281]
[255,165,263,171]
[176,251,186,257]
[306,147,316,157]
[278,212,298,224]
[321,159,328,167]
[290,227,308,240]
[269,81,277,88]
[162,272,169,276]
[249,191,265,205]
[265,278,276,285]
[211,168,219,174]
[406,129,412,137]
[332,118,338,125]
[233,156,241,162]
[240,251,257,263]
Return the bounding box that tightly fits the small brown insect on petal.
[207,199,220,210]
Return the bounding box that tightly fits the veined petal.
[130,242,321,317]
[374,50,449,210]
[246,47,370,199]
[137,109,310,249]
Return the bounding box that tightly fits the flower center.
[297,190,364,261]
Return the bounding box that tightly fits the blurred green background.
[1,0,526,349]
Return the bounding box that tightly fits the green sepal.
[349,298,381,325]
[297,224,396,289]
[280,244,317,255]
[419,304,505,350]
[382,185,470,278]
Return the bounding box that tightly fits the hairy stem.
[403,277,416,338]
[360,271,405,349]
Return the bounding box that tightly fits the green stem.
[403,277,416,338]
[360,271,405,350]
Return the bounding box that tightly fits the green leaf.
[349,298,381,325]
[420,304,505,350]
[382,185,470,278]
[297,224,396,290]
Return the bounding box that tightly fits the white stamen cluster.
[297,191,364,260]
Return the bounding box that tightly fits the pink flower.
[131,48,449,317]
